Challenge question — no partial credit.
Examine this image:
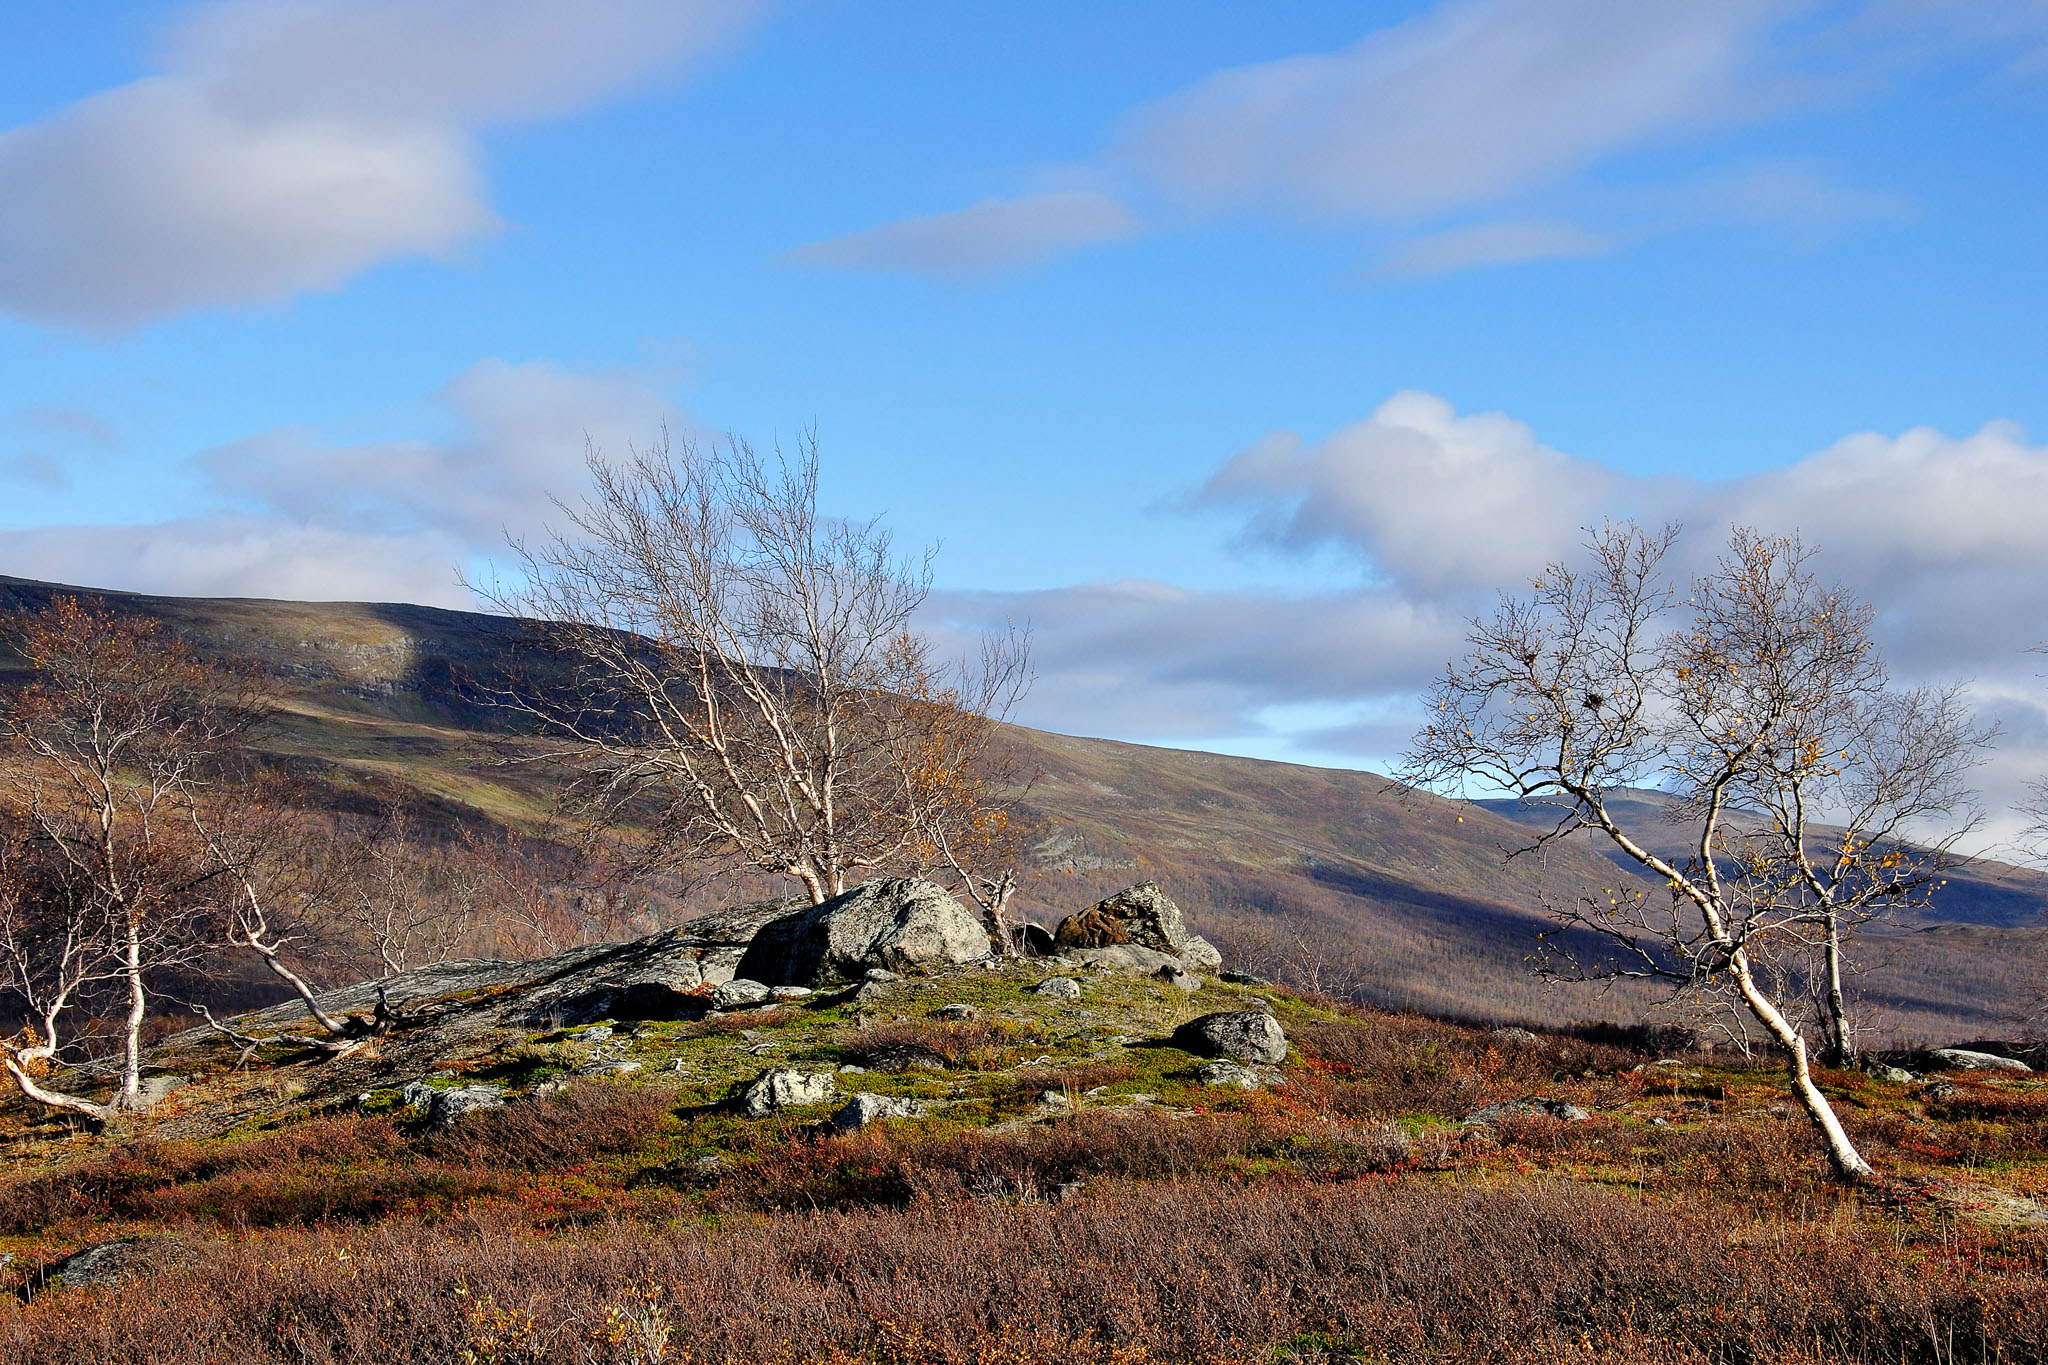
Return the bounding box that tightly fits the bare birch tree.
[1401,523,1986,1183]
[0,818,125,1122]
[485,431,1029,909]
[0,598,251,1110]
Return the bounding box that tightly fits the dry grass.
[1,1178,2041,1364]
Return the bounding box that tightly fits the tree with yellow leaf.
[1402,523,1986,1182]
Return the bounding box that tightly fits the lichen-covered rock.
[711,978,772,1010]
[1463,1097,1589,1125]
[831,1093,929,1130]
[1032,976,1081,999]
[1172,1010,1288,1065]
[735,879,990,986]
[1058,943,1184,975]
[1053,906,1131,949]
[736,1068,837,1117]
[1195,1062,1262,1089]
[426,1083,505,1127]
[1056,884,1222,971]
[45,1238,175,1290]
[932,1003,978,1021]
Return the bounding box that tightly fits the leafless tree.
[1401,523,1987,1183]
[483,430,1029,910]
[333,807,485,980]
[0,818,124,1122]
[0,597,253,1111]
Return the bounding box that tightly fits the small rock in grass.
[1171,1010,1288,1065]
[1195,1062,1263,1089]
[580,1060,642,1076]
[736,1068,837,1117]
[831,1093,929,1130]
[427,1084,506,1127]
[1037,1090,1072,1109]
[932,1003,978,1021]
[837,1064,866,1074]
[1462,1097,1589,1126]
[46,1239,170,1290]
[711,978,771,1010]
[1491,1026,1541,1045]
[769,985,813,1001]
[576,1025,616,1042]
[1032,977,1081,999]
[745,1043,779,1056]
[1864,1062,1916,1085]
[864,967,901,983]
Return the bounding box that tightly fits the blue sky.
[3,0,2048,837]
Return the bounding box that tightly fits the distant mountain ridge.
[4,573,2040,1037]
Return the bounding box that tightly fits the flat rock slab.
[1463,1097,1590,1125]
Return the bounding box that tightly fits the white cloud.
[782,192,1138,278]
[199,358,678,548]
[1377,219,1612,277]
[0,358,682,603]
[0,0,756,329]
[1199,391,1622,595]
[0,518,473,606]
[1114,0,1797,221]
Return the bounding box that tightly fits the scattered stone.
[134,1074,188,1107]
[1036,1090,1072,1108]
[45,1239,169,1290]
[710,978,772,1011]
[932,1003,979,1021]
[850,982,893,1006]
[745,1044,778,1056]
[1491,1026,1541,1045]
[769,985,813,1001]
[575,1025,616,1041]
[736,1068,837,1117]
[534,1078,571,1097]
[1171,1010,1288,1065]
[580,1060,643,1076]
[1219,971,1271,986]
[864,968,901,983]
[1054,883,1223,971]
[735,879,990,986]
[1929,1048,2032,1073]
[1865,1062,1917,1085]
[425,1084,506,1127]
[1032,976,1081,999]
[399,1080,436,1109]
[1154,963,1201,992]
[863,1042,949,1073]
[1195,1062,1263,1089]
[1462,1097,1590,1125]
[831,1093,929,1130]
[1921,1080,1959,1102]
[837,1064,866,1074]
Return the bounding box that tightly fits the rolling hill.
[4,573,2040,1038]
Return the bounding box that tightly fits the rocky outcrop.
[1172,1010,1288,1065]
[736,1069,837,1117]
[1054,884,1222,971]
[735,879,990,986]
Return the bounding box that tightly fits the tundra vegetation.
[0,487,2042,1363]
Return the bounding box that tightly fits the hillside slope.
[4,574,2040,1035]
